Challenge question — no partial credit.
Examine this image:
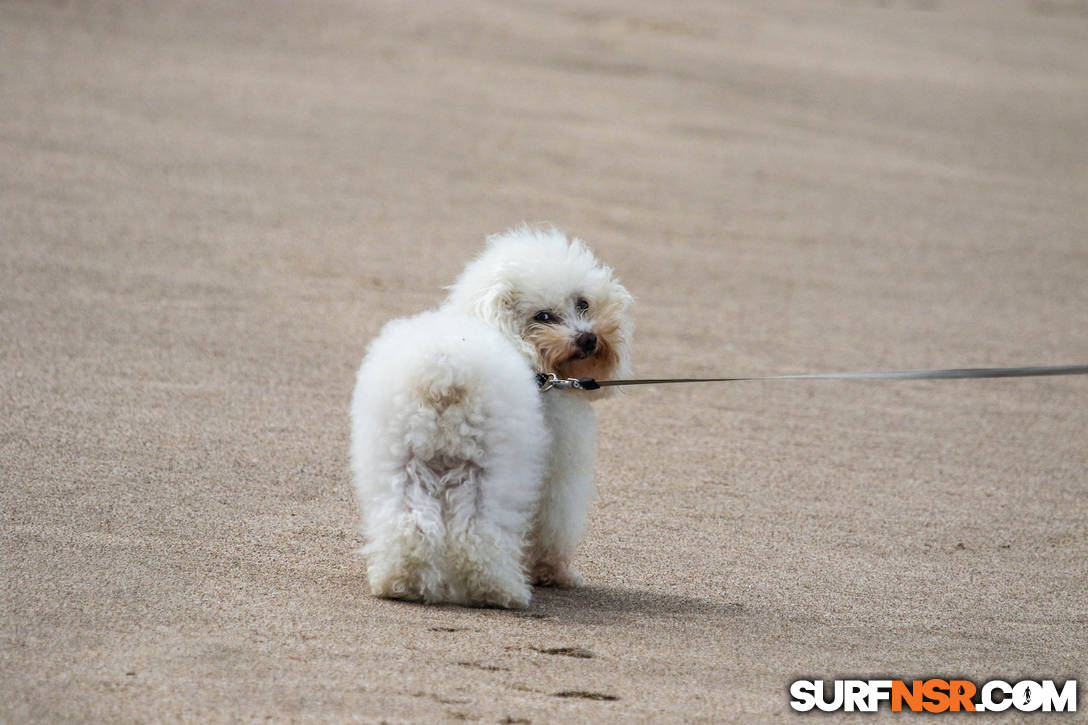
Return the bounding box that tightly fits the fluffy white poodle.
[349,226,633,608]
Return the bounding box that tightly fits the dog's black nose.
[576,332,598,354]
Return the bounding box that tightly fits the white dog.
[349,226,633,608]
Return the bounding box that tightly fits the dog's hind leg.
[412,372,539,609]
[362,462,449,603]
[443,464,533,609]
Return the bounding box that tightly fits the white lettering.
[868,680,893,711]
[789,680,817,712]
[1040,679,1077,712]
[815,679,844,712]
[1014,680,1043,711]
[982,680,1012,712]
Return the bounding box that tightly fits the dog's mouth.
[530,327,618,382]
[551,331,619,382]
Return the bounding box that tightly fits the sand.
[2,0,1086,721]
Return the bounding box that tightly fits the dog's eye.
[533,311,556,324]
[576,298,589,314]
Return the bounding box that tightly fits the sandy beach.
[2,0,1086,721]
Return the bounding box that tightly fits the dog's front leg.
[528,393,597,588]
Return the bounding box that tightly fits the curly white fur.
[349,226,632,608]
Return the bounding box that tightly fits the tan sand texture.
[2,0,1086,721]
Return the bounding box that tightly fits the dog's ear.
[470,282,547,369]
[471,281,518,337]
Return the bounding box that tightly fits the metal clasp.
[536,373,599,392]
[537,372,565,391]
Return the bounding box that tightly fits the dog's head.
[444,226,633,389]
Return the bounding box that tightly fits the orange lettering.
[922,679,951,713]
[949,680,977,711]
[892,680,924,712]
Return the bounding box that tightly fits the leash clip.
[535,373,601,392]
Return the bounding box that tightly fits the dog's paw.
[468,581,532,609]
[531,561,583,588]
[500,588,532,610]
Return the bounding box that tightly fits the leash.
[535,364,1088,392]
